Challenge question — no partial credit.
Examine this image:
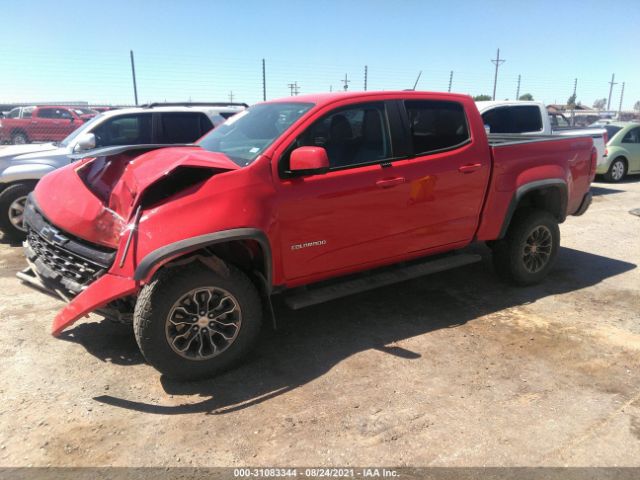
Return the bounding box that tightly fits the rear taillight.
[604,148,608,157]
[603,131,609,145]
[589,147,597,179]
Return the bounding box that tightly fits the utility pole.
[229,91,234,102]
[618,81,625,117]
[491,48,506,101]
[571,78,578,126]
[330,85,333,92]
[341,73,350,91]
[262,59,267,101]
[448,71,454,92]
[607,73,617,111]
[364,65,368,91]
[515,74,521,99]
[287,82,299,96]
[129,50,139,106]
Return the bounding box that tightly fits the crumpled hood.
[34,145,239,247]
[116,146,239,200]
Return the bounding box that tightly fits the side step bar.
[284,253,482,310]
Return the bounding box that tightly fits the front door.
[276,101,411,281]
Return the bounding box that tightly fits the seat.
[326,114,354,167]
[353,109,385,163]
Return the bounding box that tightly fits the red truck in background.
[0,106,93,144]
[18,91,596,379]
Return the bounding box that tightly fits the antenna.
[412,71,422,90]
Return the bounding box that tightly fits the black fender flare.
[498,179,568,239]
[134,228,273,290]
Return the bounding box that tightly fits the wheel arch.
[134,228,273,291]
[498,179,567,239]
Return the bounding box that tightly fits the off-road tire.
[603,157,627,183]
[492,208,560,286]
[0,183,32,242]
[133,262,262,380]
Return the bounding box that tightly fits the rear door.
[155,112,214,143]
[391,99,491,251]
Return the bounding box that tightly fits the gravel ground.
[0,178,639,467]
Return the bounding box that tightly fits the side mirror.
[74,133,96,152]
[289,146,329,175]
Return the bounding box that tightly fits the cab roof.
[264,90,473,107]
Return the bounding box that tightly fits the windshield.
[58,112,105,147]
[198,102,314,166]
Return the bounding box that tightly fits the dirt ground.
[0,176,639,467]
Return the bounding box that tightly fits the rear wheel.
[492,209,560,286]
[0,183,32,242]
[134,262,262,379]
[604,157,627,183]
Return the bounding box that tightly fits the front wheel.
[11,132,28,145]
[604,158,627,183]
[0,183,32,242]
[133,262,262,379]
[492,209,560,286]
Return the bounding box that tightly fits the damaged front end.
[18,194,140,335]
[18,144,240,335]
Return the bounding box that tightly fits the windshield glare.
[59,112,105,147]
[198,102,314,166]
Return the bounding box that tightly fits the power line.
[607,73,617,110]
[490,48,506,100]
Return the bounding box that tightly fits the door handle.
[458,163,482,173]
[376,177,405,188]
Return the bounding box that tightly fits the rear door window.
[92,114,153,147]
[404,100,470,154]
[157,112,213,143]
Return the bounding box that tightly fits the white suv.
[0,102,247,240]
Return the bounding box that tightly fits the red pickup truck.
[19,91,595,379]
[0,106,88,144]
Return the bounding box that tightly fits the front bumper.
[18,266,137,335]
[18,196,138,335]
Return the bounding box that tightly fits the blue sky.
[0,0,638,109]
